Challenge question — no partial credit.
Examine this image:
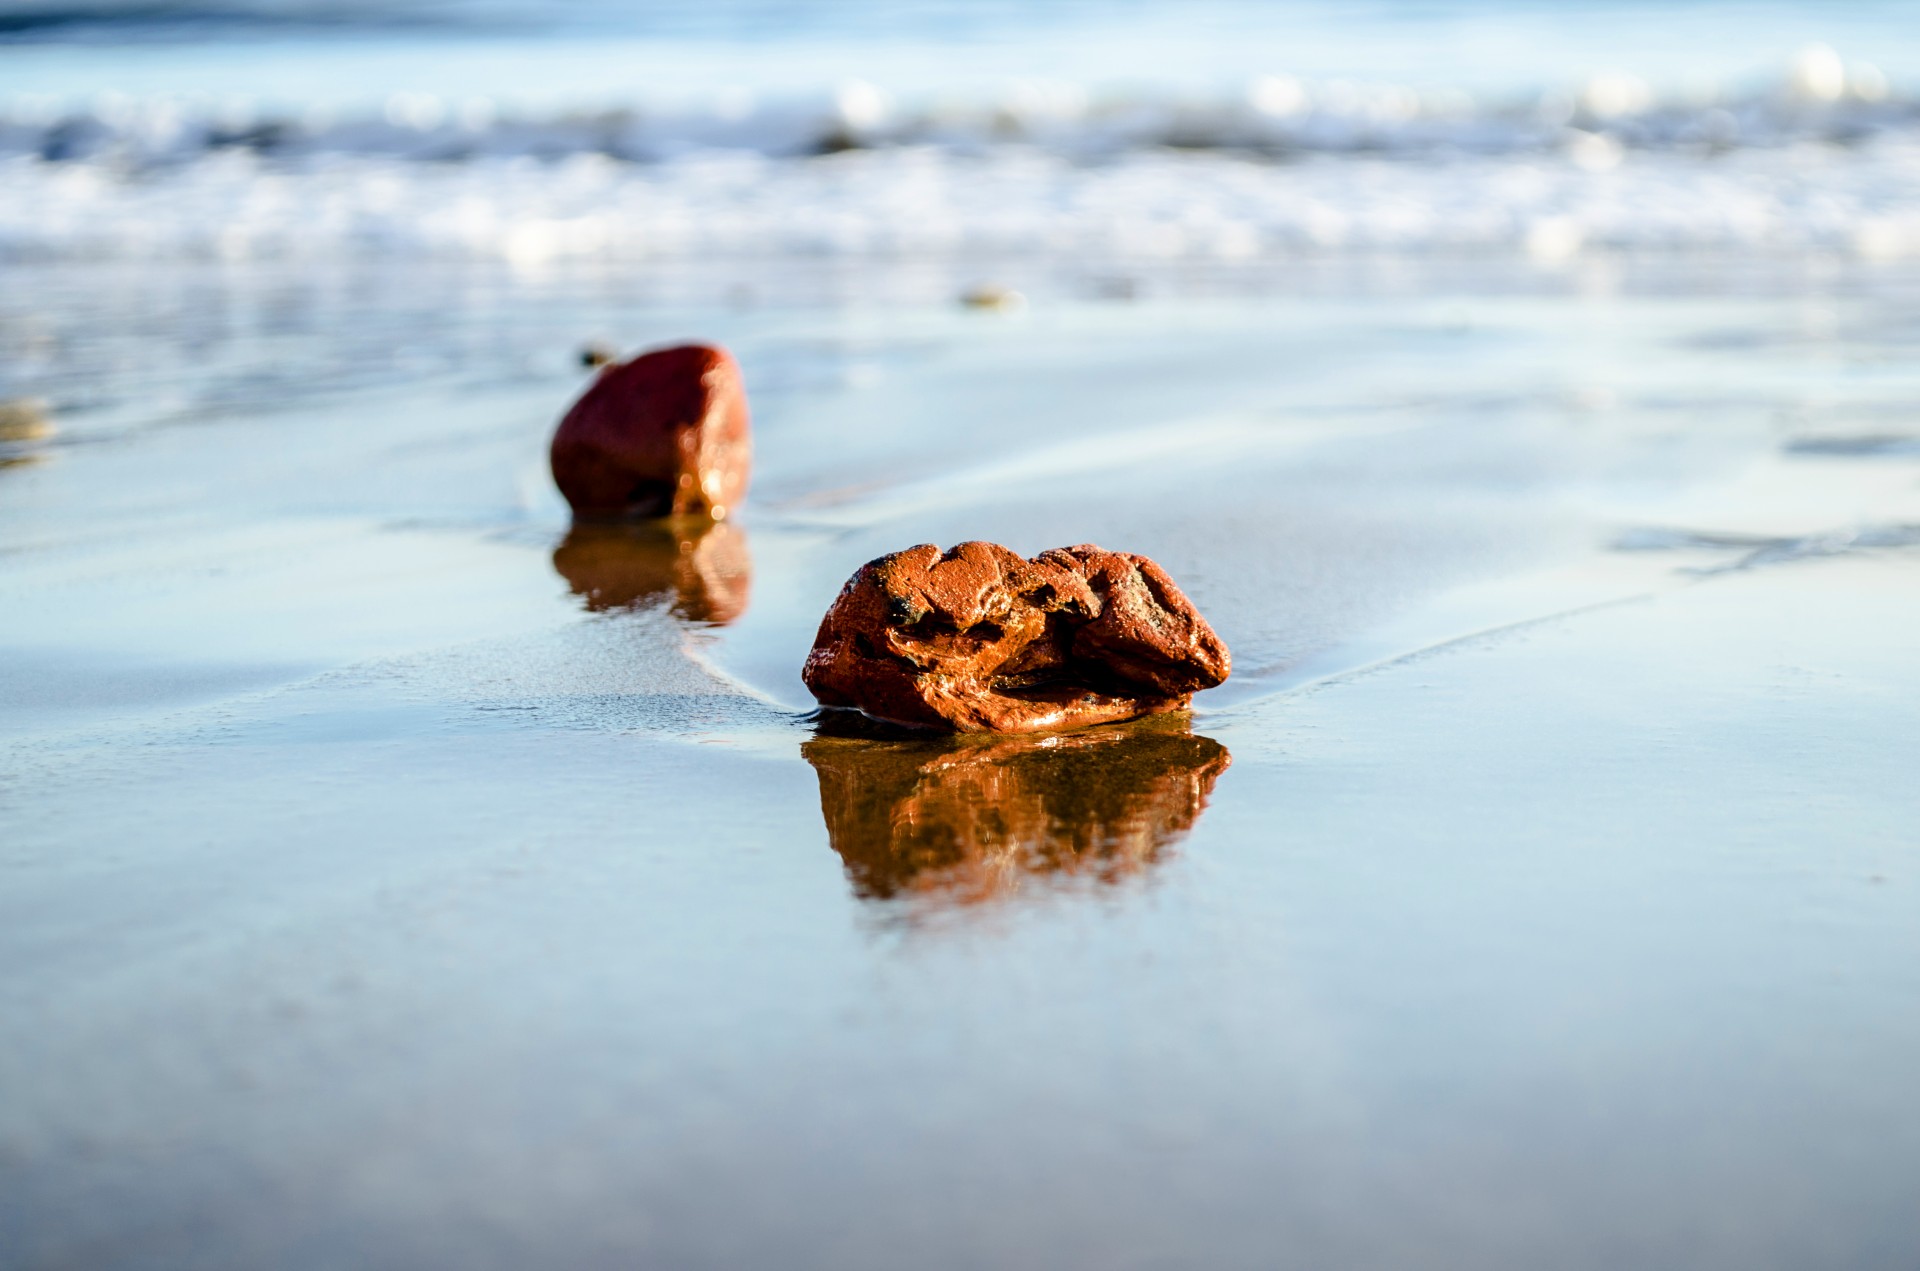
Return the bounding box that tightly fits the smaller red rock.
[550,344,751,521]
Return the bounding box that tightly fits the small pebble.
[0,397,53,443]
[960,286,1028,313]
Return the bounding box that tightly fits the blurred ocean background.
[4,0,1920,262]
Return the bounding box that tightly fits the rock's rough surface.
[803,541,1230,733]
[549,344,751,521]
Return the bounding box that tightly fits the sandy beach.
[3,251,1919,1265]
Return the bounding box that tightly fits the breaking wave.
[4,43,1920,262]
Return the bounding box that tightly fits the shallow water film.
[6,1,1920,1265]
[4,257,1919,1270]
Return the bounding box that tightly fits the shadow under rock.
[552,517,751,625]
[803,713,1231,908]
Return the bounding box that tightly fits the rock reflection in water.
[552,518,751,624]
[803,716,1230,906]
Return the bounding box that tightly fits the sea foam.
[3,58,1918,262]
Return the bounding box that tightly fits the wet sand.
[3,260,1919,1268]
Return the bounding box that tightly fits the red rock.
[802,541,1230,733]
[549,344,751,521]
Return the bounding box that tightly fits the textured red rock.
[803,541,1230,733]
[549,344,751,521]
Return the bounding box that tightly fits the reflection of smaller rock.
[549,343,752,521]
[804,717,1230,907]
[552,519,751,625]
